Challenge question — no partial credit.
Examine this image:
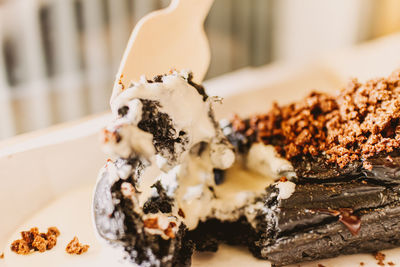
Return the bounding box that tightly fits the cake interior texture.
[93,70,400,266]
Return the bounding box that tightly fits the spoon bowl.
[111,0,214,102]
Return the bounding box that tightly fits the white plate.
[1,61,400,266]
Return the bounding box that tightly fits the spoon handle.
[170,0,214,23]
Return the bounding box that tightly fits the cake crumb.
[374,251,386,266]
[47,226,60,237]
[10,226,60,255]
[388,261,395,266]
[0,252,4,259]
[66,237,89,255]
[360,262,365,266]
[318,264,326,267]
[32,236,47,253]
[10,240,30,255]
[46,234,58,250]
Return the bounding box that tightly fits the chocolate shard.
[251,181,400,266]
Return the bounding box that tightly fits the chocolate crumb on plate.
[47,226,60,237]
[317,264,326,267]
[66,237,89,255]
[374,251,386,266]
[388,261,395,266]
[0,252,4,259]
[32,235,47,253]
[10,227,60,255]
[10,240,30,255]
[360,262,365,266]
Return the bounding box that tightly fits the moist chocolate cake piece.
[184,180,400,266]
[93,164,194,266]
[252,180,400,266]
[187,217,257,252]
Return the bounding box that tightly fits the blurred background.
[0,0,399,140]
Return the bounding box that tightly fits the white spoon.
[110,0,214,103]
[94,0,214,245]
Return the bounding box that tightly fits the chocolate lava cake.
[93,69,400,266]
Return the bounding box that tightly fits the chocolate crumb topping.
[65,237,89,255]
[233,70,400,170]
[10,227,60,255]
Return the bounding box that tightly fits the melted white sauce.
[246,143,294,178]
[276,181,296,200]
[106,71,224,167]
[97,71,298,257]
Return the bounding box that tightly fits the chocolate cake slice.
[252,180,400,266]
[186,179,400,266]
[93,69,400,267]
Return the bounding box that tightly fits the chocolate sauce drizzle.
[313,208,361,235]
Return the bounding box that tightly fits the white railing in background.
[0,18,15,138]
[0,0,374,140]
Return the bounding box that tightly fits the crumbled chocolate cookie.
[10,227,60,255]
[143,181,174,214]
[47,226,60,238]
[138,99,188,164]
[65,237,89,255]
[32,236,47,253]
[10,240,30,255]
